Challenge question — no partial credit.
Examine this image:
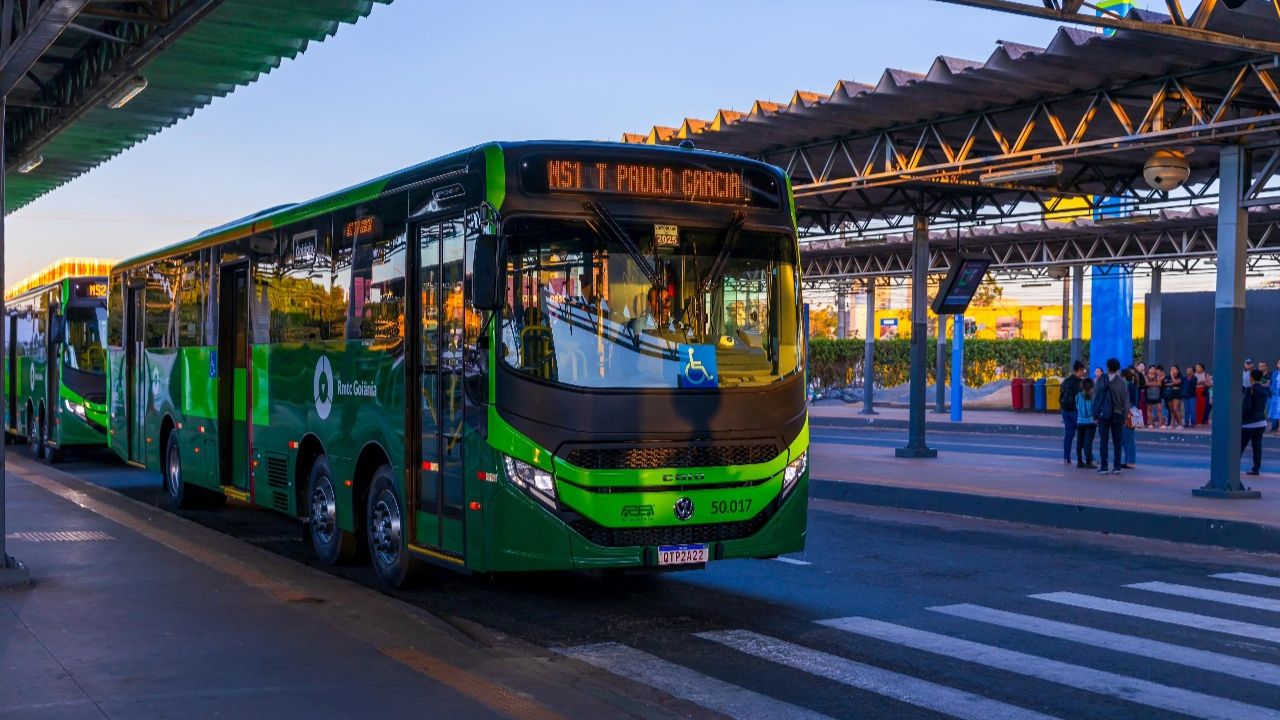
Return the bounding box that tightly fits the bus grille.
[568,510,772,548]
[565,444,777,470]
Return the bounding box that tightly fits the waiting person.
[1059,362,1085,465]
[1244,358,1256,389]
[1075,378,1097,468]
[1136,362,1148,425]
[1121,367,1138,469]
[1242,368,1271,476]
[1145,366,1164,428]
[1094,367,1104,383]
[1269,358,1280,435]
[1197,363,1213,424]
[1166,365,1184,428]
[1182,363,1199,428]
[1262,361,1273,385]
[1096,358,1129,474]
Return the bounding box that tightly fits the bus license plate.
[658,544,708,566]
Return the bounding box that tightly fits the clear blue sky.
[7,0,1164,281]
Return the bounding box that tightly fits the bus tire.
[28,405,45,460]
[162,432,197,510]
[46,444,62,464]
[366,466,420,588]
[307,457,355,565]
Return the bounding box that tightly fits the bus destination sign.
[73,280,108,299]
[524,155,780,209]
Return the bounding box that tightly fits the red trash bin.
[1011,378,1025,412]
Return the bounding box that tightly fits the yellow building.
[874,301,1146,341]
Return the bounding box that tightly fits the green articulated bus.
[108,141,808,586]
[5,262,113,462]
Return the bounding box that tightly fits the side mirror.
[472,230,506,311]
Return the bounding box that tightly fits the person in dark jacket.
[1242,368,1271,476]
[1097,357,1131,474]
[1059,362,1085,465]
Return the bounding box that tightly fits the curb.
[811,414,1213,445]
[811,479,1279,554]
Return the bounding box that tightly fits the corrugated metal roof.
[5,0,392,213]
[625,3,1280,210]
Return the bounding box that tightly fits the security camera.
[1143,149,1190,191]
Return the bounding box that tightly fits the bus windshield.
[500,215,802,389]
[64,306,108,374]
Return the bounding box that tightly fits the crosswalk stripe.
[1128,581,1280,613]
[556,642,834,720]
[698,629,1060,720]
[1213,572,1280,589]
[931,603,1280,687]
[1032,592,1280,644]
[820,616,1279,720]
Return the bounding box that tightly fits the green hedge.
[809,338,1145,388]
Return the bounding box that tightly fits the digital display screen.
[73,280,108,299]
[522,155,780,209]
[344,216,381,240]
[931,256,992,315]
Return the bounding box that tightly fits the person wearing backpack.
[1095,357,1130,474]
[1059,361,1085,466]
[1075,378,1097,468]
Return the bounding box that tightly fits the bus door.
[217,263,250,492]
[45,298,61,444]
[413,216,467,557]
[125,285,147,463]
[6,313,16,433]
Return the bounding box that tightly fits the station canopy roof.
[624,3,1280,235]
[4,0,391,214]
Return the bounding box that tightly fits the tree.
[809,307,838,339]
[970,278,1004,308]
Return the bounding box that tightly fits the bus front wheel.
[366,467,420,588]
[307,457,356,565]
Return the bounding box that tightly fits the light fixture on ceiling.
[978,163,1063,186]
[17,155,43,174]
[104,75,148,110]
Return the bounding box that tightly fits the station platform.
[810,406,1280,554]
[0,454,665,720]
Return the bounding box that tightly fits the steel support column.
[835,286,850,339]
[1,98,30,587]
[1196,144,1260,499]
[935,316,946,413]
[897,215,937,458]
[1148,266,1163,366]
[1071,266,1084,367]
[1061,276,1070,342]
[862,280,877,415]
[951,314,964,422]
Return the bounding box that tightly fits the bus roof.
[112,141,784,273]
[5,258,115,302]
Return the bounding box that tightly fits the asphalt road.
[43,444,1280,720]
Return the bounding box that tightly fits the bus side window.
[342,198,408,348]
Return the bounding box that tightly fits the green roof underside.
[4,0,392,214]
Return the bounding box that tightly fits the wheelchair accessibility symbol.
[678,344,718,389]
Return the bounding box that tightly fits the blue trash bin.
[1033,378,1047,412]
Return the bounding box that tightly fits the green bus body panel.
[107,140,808,574]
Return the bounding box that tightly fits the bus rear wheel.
[307,457,355,565]
[366,467,420,588]
[163,433,197,510]
[27,405,45,461]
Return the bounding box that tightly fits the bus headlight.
[502,455,557,509]
[64,399,87,419]
[782,451,808,496]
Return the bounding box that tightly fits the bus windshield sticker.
[677,344,718,389]
[655,224,679,248]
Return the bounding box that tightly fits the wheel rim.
[28,412,40,455]
[310,475,337,546]
[166,441,181,498]
[370,488,402,569]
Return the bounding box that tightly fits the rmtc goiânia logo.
[313,356,378,421]
[314,356,334,420]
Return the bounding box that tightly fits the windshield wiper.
[697,211,746,297]
[584,202,661,287]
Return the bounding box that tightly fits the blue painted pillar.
[1090,265,1133,371]
[951,314,964,422]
